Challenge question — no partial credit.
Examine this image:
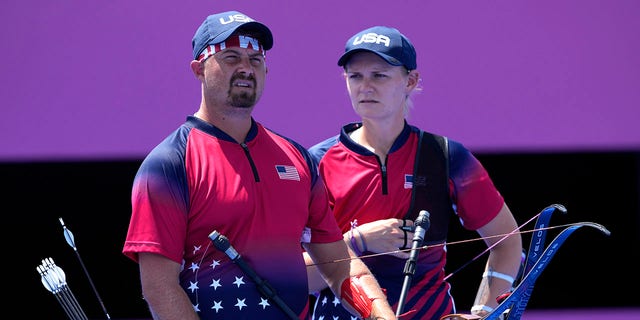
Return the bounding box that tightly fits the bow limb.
[521,204,567,282]
[485,222,610,320]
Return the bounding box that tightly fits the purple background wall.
[1,0,639,161]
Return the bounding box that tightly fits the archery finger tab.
[401,229,408,249]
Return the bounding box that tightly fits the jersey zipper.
[378,155,388,195]
[241,142,260,182]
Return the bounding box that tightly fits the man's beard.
[227,74,257,108]
[228,90,257,108]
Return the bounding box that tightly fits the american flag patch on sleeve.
[275,165,300,181]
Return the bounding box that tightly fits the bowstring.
[442,211,542,281]
[307,223,576,269]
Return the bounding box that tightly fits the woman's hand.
[351,218,414,259]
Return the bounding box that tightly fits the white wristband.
[482,270,515,285]
[471,304,494,313]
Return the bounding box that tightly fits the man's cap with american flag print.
[191,10,273,61]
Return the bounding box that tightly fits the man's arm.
[305,249,332,294]
[305,231,360,294]
[304,240,397,320]
[138,252,200,320]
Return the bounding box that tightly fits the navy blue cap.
[338,26,416,70]
[192,11,273,60]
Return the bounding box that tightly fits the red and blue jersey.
[309,122,505,320]
[123,116,342,319]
